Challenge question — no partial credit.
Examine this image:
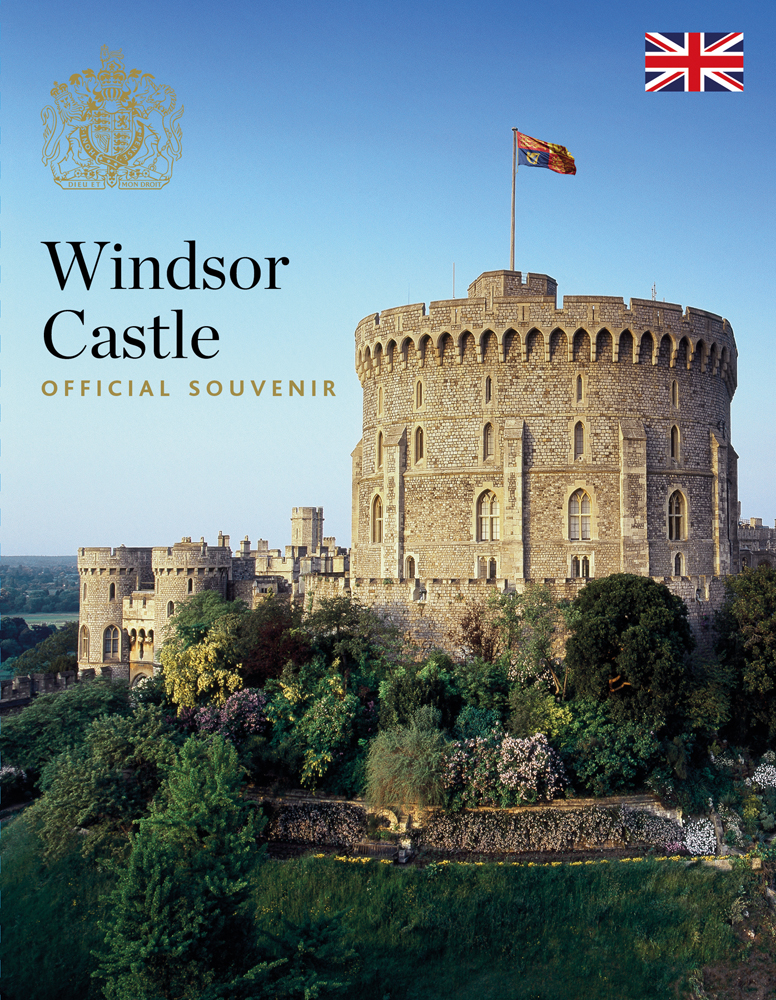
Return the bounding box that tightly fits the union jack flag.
[645,32,743,92]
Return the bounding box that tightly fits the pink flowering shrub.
[443,731,566,808]
[194,688,268,744]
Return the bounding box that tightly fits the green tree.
[10,621,78,675]
[715,565,776,746]
[489,584,570,695]
[239,594,311,684]
[0,680,130,783]
[564,574,694,728]
[303,594,398,672]
[94,736,268,1000]
[33,705,182,861]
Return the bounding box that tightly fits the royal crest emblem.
[42,46,183,189]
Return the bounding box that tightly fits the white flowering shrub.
[718,805,745,848]
[683,818,717,856]
[442,732,566,809]
[752,762,776,791]
[497,734,566,804]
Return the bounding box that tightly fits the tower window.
[569,489,591,541]
[671,380,678,407]
[674,552,683,576]
[188,578,193,594]
[485,376,492,403]
[109,582,116,601]
[376,431,384,470]
[167,601,175,617]
[483,422,494,460]
[103,625,120,659]
[478,491,500,541]
[372,495,383,543]
[80,626,90,660]
[488,558,497,579]
[668,491,684,540]
[83,582,88,600]
[416,380,423,409]
[378,385,383,415]
[670,425,679,460]
[576,374,583,402]
[415,426,424,463]
[574,421,584,461]
[406,556,415,579]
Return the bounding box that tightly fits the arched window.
[671,380,678,407]
[483,423,494,460]
[167,600,175,617]
[576,374,583,402]
[416,380,423,409]
[670,425,679,460]
[103,625,120,659]
[571,556,580,578]
[668,491,684,540]
[485,376,492,403]
[478,491,500,541]
[188,577,193,594]
[674,552,683,576]
[372,495,383,543]
[376,431,384,470]
[406,556,415,579]
[488,558,497,579]
[581,556,590,578]
[109,582,116,601]
[574,421,584,461]
[569,490,591,541]
[80,625,89,660]
[478,556,487,579]
[415,426,424,463]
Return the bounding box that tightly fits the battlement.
[152,540,233,571]
[78,546,153,570]
[354,268,737,398]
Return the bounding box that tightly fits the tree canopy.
[564,574,694,728]
[715,565,776,746]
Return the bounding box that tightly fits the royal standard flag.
[516,132,576,175]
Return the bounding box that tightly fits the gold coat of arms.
[42,46,183,189]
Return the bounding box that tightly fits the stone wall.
[254,792,686,854]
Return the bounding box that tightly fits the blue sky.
[2,0,773,554]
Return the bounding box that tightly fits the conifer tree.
[94,735,267,999]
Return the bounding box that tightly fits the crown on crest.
[96,46,127,101]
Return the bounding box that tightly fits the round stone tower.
[351,268,738,590]
[152,536,233,650]
[77,546,154,679]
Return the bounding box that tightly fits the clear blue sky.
[2,0,773,554]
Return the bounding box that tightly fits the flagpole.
[510,128,517,270]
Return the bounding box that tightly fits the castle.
[78,267,769,681]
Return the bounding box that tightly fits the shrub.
[365,709,448,809]
[557,699,662,797]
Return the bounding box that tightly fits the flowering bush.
[752,761,776,791]
[442,731,566,808]
[683,818,717,856]
[195,687,268,744]
[442,735,502,808]
[497,734,566,804]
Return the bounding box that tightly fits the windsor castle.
[77,268,775,684]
